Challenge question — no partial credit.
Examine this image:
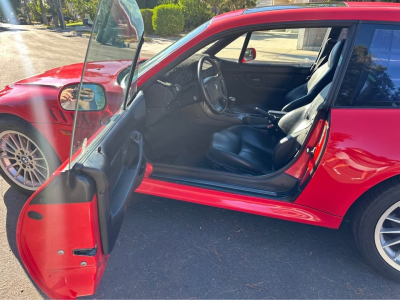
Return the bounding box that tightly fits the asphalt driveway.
[1,24,400,299]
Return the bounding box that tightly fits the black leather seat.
[280,40,344,112]
[207,83,332,174]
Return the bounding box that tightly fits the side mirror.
[60,83,106,111]
[243,48,256,63]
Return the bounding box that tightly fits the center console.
[199,96,288,128]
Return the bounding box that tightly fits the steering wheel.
[197,56,228,114]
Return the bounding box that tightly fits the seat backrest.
[272,83,332,170]
[281,40,344,112]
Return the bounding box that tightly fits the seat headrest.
[328,39,345,68]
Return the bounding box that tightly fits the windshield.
[69,0,144,167]
[137,21,211,76]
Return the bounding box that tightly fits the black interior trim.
[151,171,298,200]
[30,171,96,205]
[327,22,360,108]
[151,163,299,197]
[124,36,145,109]
[238,32,252,63]
[74,91,147,255]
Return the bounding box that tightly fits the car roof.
[243,1,400,13]
[344,1,400,7]
[243,2,348,15]
[210,2,400,27]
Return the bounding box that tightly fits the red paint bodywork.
[9,3,400,299]
[17,158,108,299]
[0,61,131,160]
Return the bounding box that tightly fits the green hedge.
[152,4,184,37]
[178,0,213,31]
[136,0,160,9]
[140,9,154,34]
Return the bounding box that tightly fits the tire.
[353,176,400,281]
[0,117,61,195]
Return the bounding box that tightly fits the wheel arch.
[344,174,400,223]
[0,113,62,162]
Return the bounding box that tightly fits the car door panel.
[219,59,309,111]
[80,92,146,255]
[17,174,106,299]
[17,91,146,298]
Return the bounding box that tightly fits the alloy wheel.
[375,201,400,272]
[0,130,49,191]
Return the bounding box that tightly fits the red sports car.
[1,0,400,298]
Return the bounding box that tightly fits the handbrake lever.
[254,106,277,124]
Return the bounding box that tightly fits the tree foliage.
[201,0,257,13]
[337,45,400,106]
[65,0,99,20]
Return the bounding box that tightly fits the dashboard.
[144,55,217,127]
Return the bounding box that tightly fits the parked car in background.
[0,0,400,298]
[18,17,27,25]
[83,17,93,26]
[63,16,75,23]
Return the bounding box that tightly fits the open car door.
[16,0,145,298]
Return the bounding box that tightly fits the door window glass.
[246,28,329,66]
[335,24,400,107]
[215,28,329,66]
[215,33,247,62]
[69,0,144,167]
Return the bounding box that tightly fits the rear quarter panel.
[295,108,400,216]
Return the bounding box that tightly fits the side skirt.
[136,165,342,229]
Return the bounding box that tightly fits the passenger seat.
[281,39,345,112]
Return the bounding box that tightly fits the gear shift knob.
[228,96,236,112]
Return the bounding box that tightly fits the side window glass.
[336,24,400,107]
[246,28,329,66]
[215,33,247,62]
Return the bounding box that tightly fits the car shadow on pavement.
[4,187,28,256]
[4,189,400,299]
[3,187,47,298]
[87,194,400,299]
[0,27,27,32]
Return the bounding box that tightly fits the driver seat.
[207,83,332,174]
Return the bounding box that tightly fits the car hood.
[12,60,133,89]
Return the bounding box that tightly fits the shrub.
[140,9,154,34]
[178,0,213,31]
[137,0,160,9]
[159,0,176,4]
[152,4,184,37]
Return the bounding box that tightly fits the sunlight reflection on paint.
[9,22,55,150]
